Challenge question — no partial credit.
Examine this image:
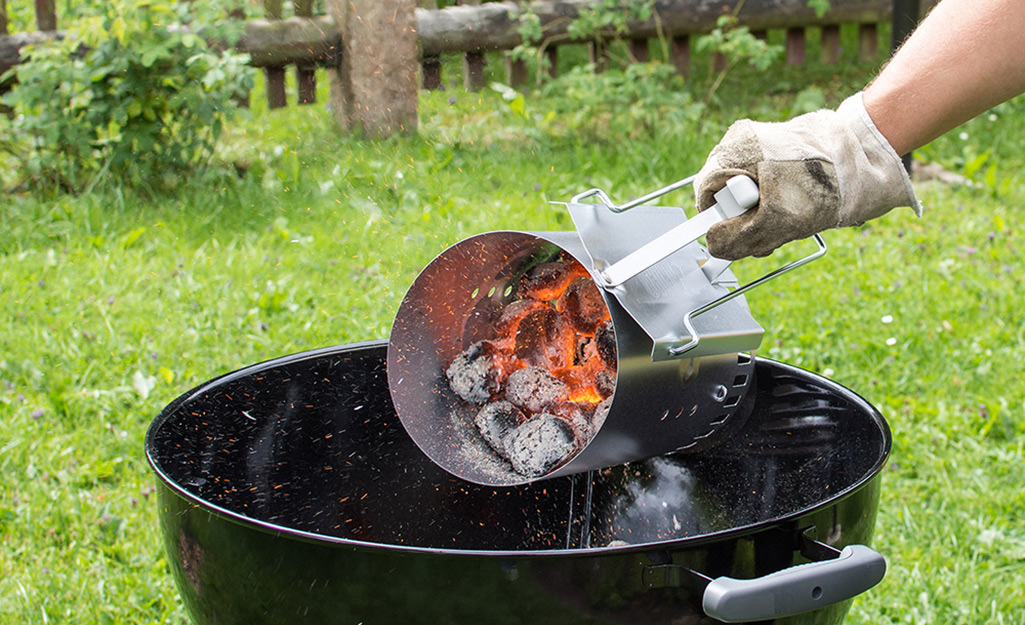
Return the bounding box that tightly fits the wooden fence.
[1,0,935,134]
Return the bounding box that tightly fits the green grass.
[3,38,1025,624]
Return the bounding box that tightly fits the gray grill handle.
[702,544,886,623]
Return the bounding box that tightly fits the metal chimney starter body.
[388,176,825,486]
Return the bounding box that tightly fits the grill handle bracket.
[643,536,885,623]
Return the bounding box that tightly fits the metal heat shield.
[565,202,765,361]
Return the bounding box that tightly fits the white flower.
[881,315,893,324]
[885,338,897,346]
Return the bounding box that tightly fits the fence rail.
[1,0,935,132]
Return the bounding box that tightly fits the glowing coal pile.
[444,255,617,477]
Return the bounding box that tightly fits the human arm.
[864,0,1025,155]
[695,0,1025,260]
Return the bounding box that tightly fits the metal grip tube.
[596,176,759,288]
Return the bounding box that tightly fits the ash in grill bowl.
[444,254,617,479]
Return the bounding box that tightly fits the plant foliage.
[0,0,254,194]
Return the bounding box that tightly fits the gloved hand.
[694,93,922,260]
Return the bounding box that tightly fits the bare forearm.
[863,0,1025,155]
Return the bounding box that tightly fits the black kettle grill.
[146,339,890,625]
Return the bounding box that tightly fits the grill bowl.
[146,340,890,625]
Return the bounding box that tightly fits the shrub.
[0,0,254,194]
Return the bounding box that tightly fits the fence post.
[419,0,443,90]
[858,23,878,60]
[263,0,288,109]
[326,0,418,138]
[505,54,527,87]
[891,0,921,170]
[629,38,649,63]
[590,39,609,73]
[34,0,56,31]
[821,24,840,64]
[785,27,806,66]
[294,0,317,104]
[890,0,920,50]
[459,0,486,91]
[670,34,689,76]
[546,46,558,79]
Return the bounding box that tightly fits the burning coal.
[445,255,617,477]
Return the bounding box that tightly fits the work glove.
[694,92,922,260]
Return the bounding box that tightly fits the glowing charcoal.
[520,261,587,302]
[594,320,617,370]
[492,299,545,341]
[557,277,609,335]
[513,308,575,370]
[441,255,621,479]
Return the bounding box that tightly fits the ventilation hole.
[710,414,730,426]
[811,586,823,600]
[714,385,728,402]
[677,441,699,451]
[738,352,753,365]
[724,395,740,408]
[660,409,670,421]
[503,285,513,297]
[733,374,748,387]
[694,429,716,440]
[487,286,497,297]
[471,287,480,298]
[673,407,685,419]
[689,405,698,417]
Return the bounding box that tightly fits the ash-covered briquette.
[505,414,578,477]
[558,277,609,335]
[504,366,569,414]
[445,341,502,404]
[593,396,613,430]
[520,261,585,302]
[594,369,616,399]
[548,401,596,440]
[473,401,526,455]
[594,320,617,370]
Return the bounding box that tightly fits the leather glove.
[694,93,922,260]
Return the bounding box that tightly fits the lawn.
[2,27,1025,624]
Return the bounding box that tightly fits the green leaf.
[120,226,146,249]
[964,148,992,179]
